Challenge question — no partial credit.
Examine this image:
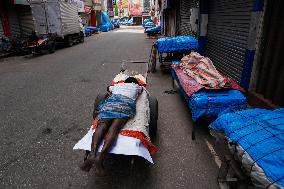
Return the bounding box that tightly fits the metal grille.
[30,2,48,35]
[47,1,62,35]
[18,6,35,37]
[205,0,254,84]
[8,8,21,37]
[60,2,80,35]
[59,1,80,37]
[0,20,3,36]
[178,0,199,36]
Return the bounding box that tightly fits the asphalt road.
[0,26,220,189]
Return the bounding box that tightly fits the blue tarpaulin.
[172,69,247,121]
[156,36,198,54]
[85,26,98,34]
[143,21,154,28]
[210,108,284,187]
[99,12,114,32]
[146,26,161,33]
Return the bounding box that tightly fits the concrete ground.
[0,26,220,189]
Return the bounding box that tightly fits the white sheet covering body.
[73,90,154,163]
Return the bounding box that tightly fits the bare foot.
[94,156,107,177]
[84,151,90,161]
[79,154,95,172]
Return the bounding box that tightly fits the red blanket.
[173,67,244,97]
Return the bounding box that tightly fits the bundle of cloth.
[210,108,284,189]
[155,36,198,54]
[73,72,157,164]
[172,52,247,121]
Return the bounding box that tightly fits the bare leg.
[94,118,128,176]
[80,120,110,172]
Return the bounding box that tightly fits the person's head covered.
[124,77,139,85]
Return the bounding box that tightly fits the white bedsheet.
[73,128,153,163]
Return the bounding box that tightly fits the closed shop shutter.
[254,0,284,106]
[205,0,254,83]
[8,8,21,37]
[18,6,35,37]
[178,0,198,36]
[0,20,3,36]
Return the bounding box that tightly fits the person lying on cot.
[80,77,142,176]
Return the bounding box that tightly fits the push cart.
[73,62,158,172]
[210,108,284,189]
[148,36,198,73]
[145,26,161,39]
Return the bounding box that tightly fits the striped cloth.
[97,94,136,120]
[176,52,239,90]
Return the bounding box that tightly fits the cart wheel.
[93,93,107,119]
[149,96,158,140]
[67,36,73,47]
[151,45,157,73]
[48,41,55,53]
[148,44,157,73]
[147,45,153,73]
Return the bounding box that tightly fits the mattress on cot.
[171,69,247,121]
[210,108,284,189]
[156,36,198,54]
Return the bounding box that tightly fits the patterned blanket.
[173,52,243,91]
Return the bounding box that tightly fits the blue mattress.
[172,69,247,121]
[156,36,198,54]
[210,108,284,188]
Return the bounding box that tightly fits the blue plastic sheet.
[99,12,114,32]
[146,26,161,33]
[172,70,247,121]
[156,36,198,53]
[85,26,97,33]
[210,108,284,187]
[143,21,154,28]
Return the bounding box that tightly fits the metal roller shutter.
[8,8,21,37]
[178,0,198,36]
[205,0,254,83]
[0,20,3,36]
[18,6,35,37]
